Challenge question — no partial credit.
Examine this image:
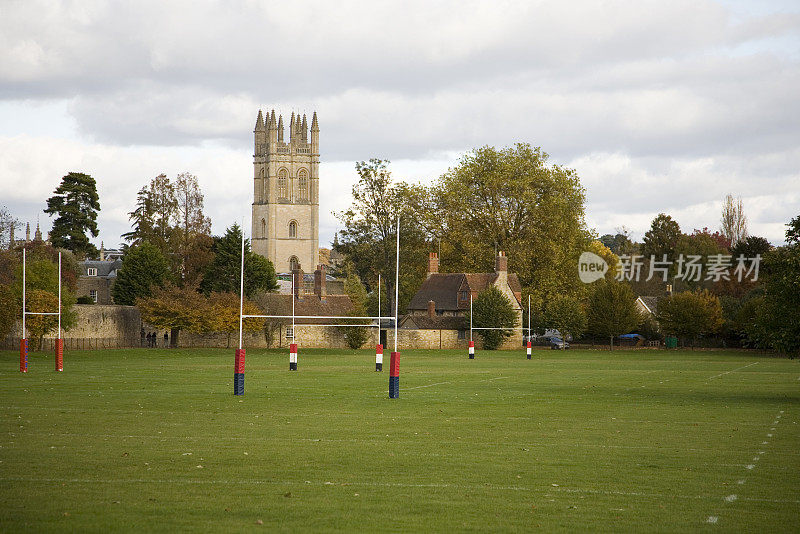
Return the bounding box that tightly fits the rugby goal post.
[20,249,64,372]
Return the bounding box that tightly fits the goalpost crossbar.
[241,314,395,321]
[25,312,60,316]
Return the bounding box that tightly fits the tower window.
[298,169,309,201]
[278,168,288,199]
[289,256,299,271]
[261,218,266,238]
[289,220,297,238]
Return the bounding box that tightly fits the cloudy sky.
[1,0,798,250]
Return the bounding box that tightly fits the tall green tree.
[44,172,100,258]
[334,159,429,313]
[201,224,278,298]
[641,213,681,262]
[750,219,800,357]
[543,294,587,343]
[111,242,172,305]
[467,286,518,350]
[340,267,370,349]
[656,290,724,348]
[174,172,213,287]
[414,144,590,304]
[720,194,748,247]
[586,280,640,350]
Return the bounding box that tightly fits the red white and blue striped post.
[526,341,532,359]
[290,343,298,371]
[389,351,399,398]
[234,348,245,395]
[469,340,475,359]
[376,344,383,372]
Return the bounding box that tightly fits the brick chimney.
[495,251,508,285]
[427,300,436,318]
[427,252,439,278]
[292,264,303,299]
[314,265,327,300]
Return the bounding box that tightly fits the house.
[402,251,523,347]
[77,258,122,304]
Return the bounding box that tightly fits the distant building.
[402,251,523,345]
[77,244,122,304]
[251,109,320,273]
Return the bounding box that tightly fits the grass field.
[1,347,799,532]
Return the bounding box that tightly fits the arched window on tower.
[289,220,297,238]
[289,256,299,271]
[261,218,266,238]
[298,169,308,201]
[278,168,288,199]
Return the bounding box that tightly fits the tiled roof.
[80,259,122,278]
[408,272,523,311]
[407,273,465,311]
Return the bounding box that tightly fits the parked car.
[550,337,569,350]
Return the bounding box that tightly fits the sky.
[1,0,798,251]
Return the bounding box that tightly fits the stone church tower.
[251,109,319,273]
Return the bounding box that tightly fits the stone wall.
[2,304,523,352]
[1,304,142,350]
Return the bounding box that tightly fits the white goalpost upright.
[20,249,63,373]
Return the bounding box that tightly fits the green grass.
[1,347,798,532]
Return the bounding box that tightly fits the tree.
[0,283,16,341]
[750,228,800,357]
[415,144,590,304]
[201,224,278,297]
[467,286,518,350]
[137,285,205,347]
[111,242,171,305]
[599,228,636,255]
[205,292,263,348]
[44,172,100,257]
[586,281,640,350]
[720,194,748,247]
[123,173,214,286]
[340,267,370,349]
[641,213,681,262]
[334,159,429,314]
[0,205,20,249]
[656,290,723,348]
[731,235,771,260]
[543,294,586,343]
[587,240,619,280]
[786,215,800,245]
[174,173,213,287]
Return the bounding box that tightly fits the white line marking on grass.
[724,494,737,502]
[706,516,718,524]
[737,480,746,485]
[405,382,451,390]
[745,464,755,470]
[487,376,511,381]
[707,362,758,380]
[4,476,798,504]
